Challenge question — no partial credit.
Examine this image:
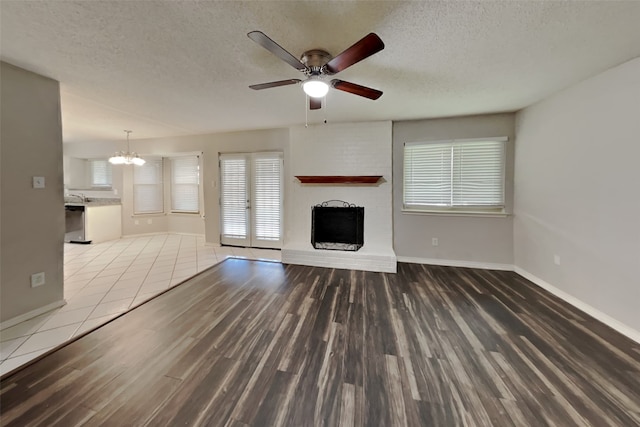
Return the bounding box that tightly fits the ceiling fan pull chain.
[324,95,328,124]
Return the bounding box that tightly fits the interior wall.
[392,113,515,267]
[62,156,87,190]
[283,121,395,271]
[514,57,640,333]
[63,141,124,197]
[64,128,290,243]
[0,62,65,323]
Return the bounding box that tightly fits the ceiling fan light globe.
[302,80,329,98]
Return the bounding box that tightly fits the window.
[403,138,506,213]
[171,156,200,213]
[133,158,163,214]
[89,160,112,187]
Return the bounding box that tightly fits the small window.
[89,160,112,188]
[403,138,506,213]
[133,158,163,214]
[171,156,200,213]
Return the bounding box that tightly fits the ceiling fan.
[247,31,385,110]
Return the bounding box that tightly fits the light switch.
[33,176,45,189]
[31,272,45,287]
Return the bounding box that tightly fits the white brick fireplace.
[282,121,397,272]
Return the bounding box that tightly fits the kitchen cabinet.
[85,205,122,243]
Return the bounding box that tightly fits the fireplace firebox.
[311,201,364,251]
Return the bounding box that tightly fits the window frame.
[133,157,164,215]
[402,137,508,216]
[89,159,112,188]
[169,155,201,214]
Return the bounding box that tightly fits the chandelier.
[109,130,145,165]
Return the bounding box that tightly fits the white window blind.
[171,156,200,213]
[133,158,163,214]
[220,156,248,239]
[252,154,282,241]
[90,160,112,187]
[404,139,505,210]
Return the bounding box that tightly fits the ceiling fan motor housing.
[300,49,332,75]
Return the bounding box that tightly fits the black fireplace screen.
[311,203,364,251]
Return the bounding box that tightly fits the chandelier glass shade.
[109,130,145,166]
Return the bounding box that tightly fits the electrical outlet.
[31,272,45,287]
[432,238,439,246]
[134,219,139,225]
[147,218,153,225]
[554,255,561,265]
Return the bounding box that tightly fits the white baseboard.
[397,256,513,271]
[0,299,67,330]
[514,267,640,344]
[120,232,205,238]
[119,231,166,238]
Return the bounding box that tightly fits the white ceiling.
[2,1,640,143]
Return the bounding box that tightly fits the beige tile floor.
[0,234,280,376]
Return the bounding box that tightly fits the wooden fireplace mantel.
[295,175,383,184]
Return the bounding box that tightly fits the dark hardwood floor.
[1,258,639,426]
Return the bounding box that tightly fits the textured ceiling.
[1,1,640,143]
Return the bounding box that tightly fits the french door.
[219,152,283,249]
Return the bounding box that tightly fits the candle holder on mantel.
[295,175,382,184]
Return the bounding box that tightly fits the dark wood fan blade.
[248,31,308,72]
[249,79,301,90]
[331,79,383,100]
[310,97,322,110]
[324,33,384,75]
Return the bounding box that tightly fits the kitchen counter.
[64,199,122,243]
[64,197,121,206]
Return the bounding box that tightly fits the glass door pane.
[220,155,250,247]
[251,153,283,249]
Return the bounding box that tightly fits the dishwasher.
[65,205,91,244]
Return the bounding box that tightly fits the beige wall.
[392,113,516,266]
[64,128,290,243]
[514,57,640,332]
[1,62,65,323]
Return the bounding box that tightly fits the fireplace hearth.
[311,200,364,251]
